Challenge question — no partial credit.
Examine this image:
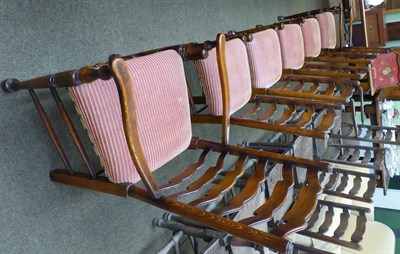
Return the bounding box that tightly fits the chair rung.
[298,230,361,250]
[50,169,132,197]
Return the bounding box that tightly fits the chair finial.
[1,79,20,92]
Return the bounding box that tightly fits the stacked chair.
[1,4,396,254]
[274,5,400,196]
[278,5,399,105]
[0,43,336,253]
[189,14,397,197]
[185,29,392,253]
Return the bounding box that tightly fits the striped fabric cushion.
[246,29,283,89]
[195,38,252,116]
[69,50,191,184]
[278,24,305,70]
[301,18,321,57]
[316,12,336,49]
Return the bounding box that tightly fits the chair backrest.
[315,12,337,49]
[277,24,305,70]
[301,18,322,57]
[245,29,283,89]
[195,38,252,116]
[69,50,192,184]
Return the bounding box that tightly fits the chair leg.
[190,236,199,254]
[155,230,184,254]
[350,99,359,137]
[357,85,364,124]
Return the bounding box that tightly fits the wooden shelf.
[384,8,400,13]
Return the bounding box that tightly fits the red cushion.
[316,12,336,49]
[246,29,283,88]
[301,18,321,57]
[278,24,305,70]
[69,50,191,183]
[195,38,252,116]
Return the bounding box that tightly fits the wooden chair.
[296,12,399,99]
[277,5,398,98]
[277,5,390,53]
[192,30,384,240]
[190,34,340,145]
[231,23,359,114]
[189,31,391,224]
[1,44,340,253]
[232,19,369,125]
[224,23,396,195]
[156,163,392,254]
[2,29,394,254]
[229,20,400,147]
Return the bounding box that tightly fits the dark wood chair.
[3,30,393,253]
[224,24,396,195]
[227,19,400,147]
[188,31,390,250]
[229,22,360,119]
[277,5,390,53]
[230,20,366,127]
[2,44,340,253]
[190,33,339,145]
[277,5,398,98]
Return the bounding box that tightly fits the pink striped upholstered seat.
[246,29,283,89]
[195,38,252,116]
[69,50,191,184]
[315,12,336,49]
[301,18,321,57]
[278,24,305,70]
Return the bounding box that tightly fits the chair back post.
[339,3,344,49]
[28,88,74,174]
[49,87,96,178]
[1,64,112,179]
[216,33,230,145]
[109,55,161,199]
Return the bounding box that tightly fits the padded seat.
[301,18,322,57]
[69,50,192,184]
[278,24,305,70]
[245,29,282,88]
[315,12,337,49]
[195,38,252,116]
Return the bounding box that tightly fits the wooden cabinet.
[366,8,387,46]
[352,8,387,47]
[386,0,400,9]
